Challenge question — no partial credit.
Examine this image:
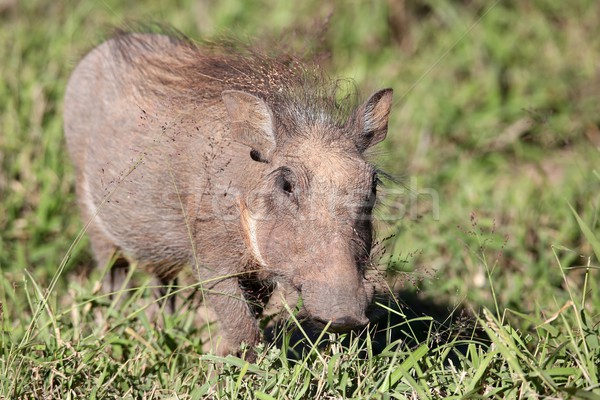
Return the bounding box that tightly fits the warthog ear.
[222,90,276,163]
[352,88,393,152]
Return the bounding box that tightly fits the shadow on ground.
[264,290,489,360]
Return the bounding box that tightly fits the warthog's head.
[224,87,393,330]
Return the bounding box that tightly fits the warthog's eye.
[278,176,294,195]
[275,167,296,196]
[281,178,293,194]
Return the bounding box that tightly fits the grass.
[1,0,599,398]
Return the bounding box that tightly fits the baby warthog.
[64,32,393,358]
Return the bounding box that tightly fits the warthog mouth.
[311,315,370,332]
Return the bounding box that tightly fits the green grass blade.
[569,204,600,262]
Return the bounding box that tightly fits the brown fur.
[63,32,393,359]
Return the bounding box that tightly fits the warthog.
[63,32,393,358]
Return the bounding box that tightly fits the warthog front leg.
[204,277,261,360]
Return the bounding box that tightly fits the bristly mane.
[110,30,360,140]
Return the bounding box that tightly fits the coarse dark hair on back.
[109,25,361,139]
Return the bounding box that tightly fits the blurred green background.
[1,0,599,320]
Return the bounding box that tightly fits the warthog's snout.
[314,315,370,332]
[299,269,371,333]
